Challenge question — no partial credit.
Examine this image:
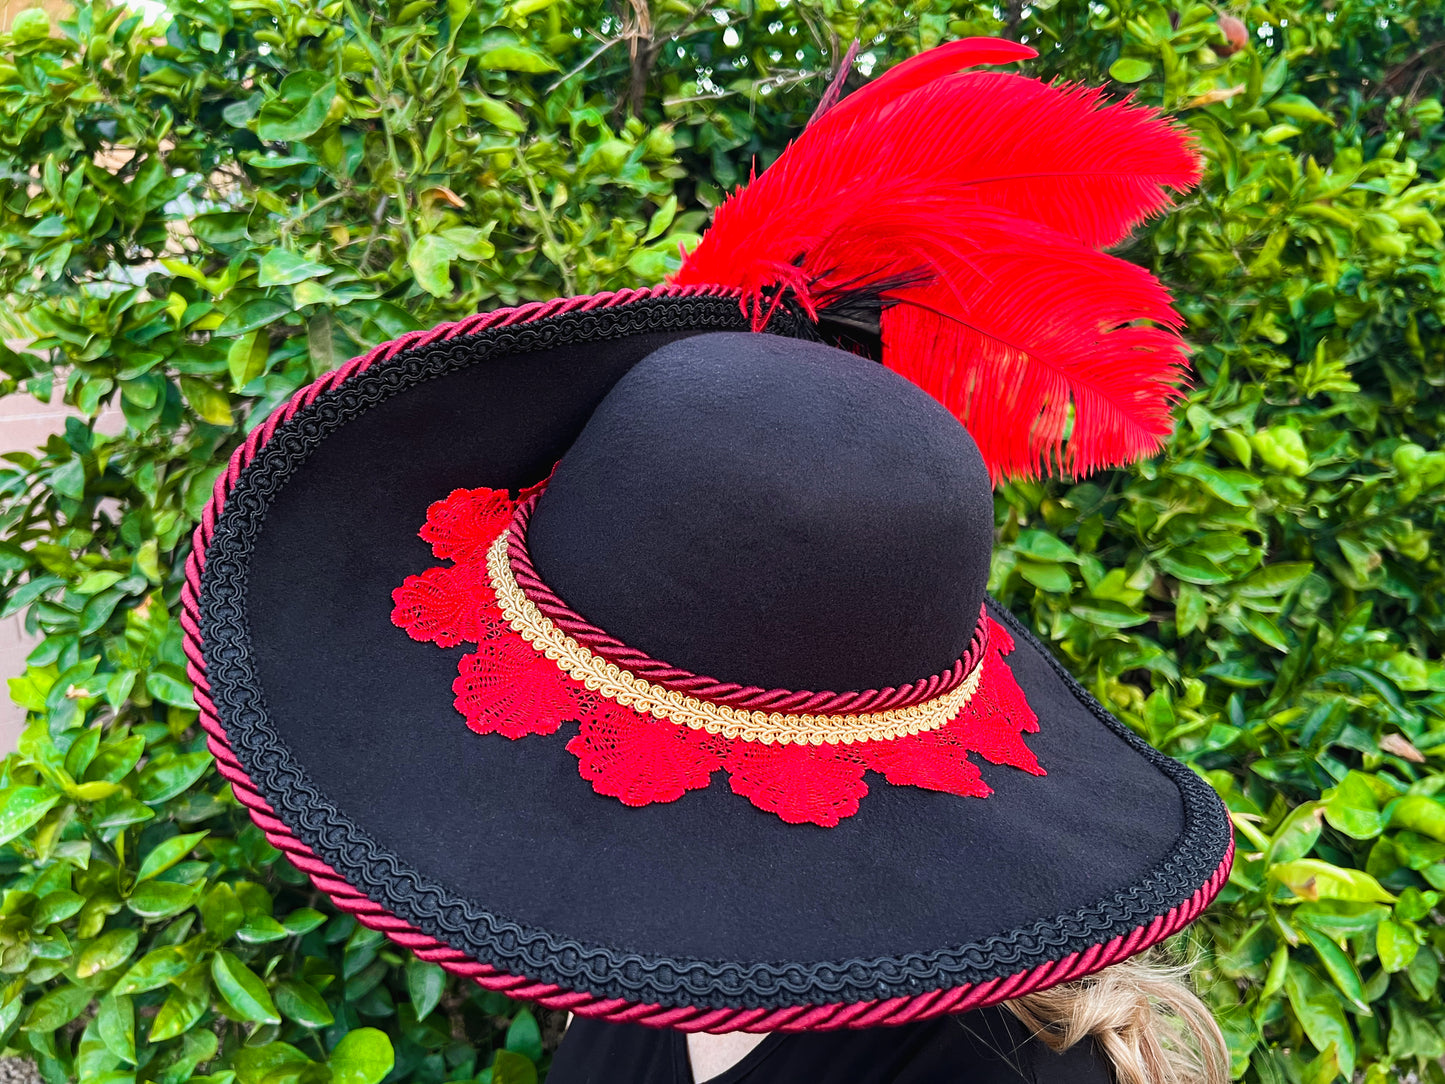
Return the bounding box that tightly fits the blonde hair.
[999,952,1229,1084]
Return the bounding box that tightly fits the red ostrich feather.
[671,38,1201,481]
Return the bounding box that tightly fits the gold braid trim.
[486,531,982,746]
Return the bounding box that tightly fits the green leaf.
[216,298,291,337]
[96,993,136,1064]
[257,73,337,141]
[2,575,63,618]
[1406,944,1439,1000]
[94,798,153,830]
[234,1041,313,1084]
[1389,992,1445,1058]
[1011,530,1076,563]
[156,1028,218,1084]
[121,372,163,408]
[33,889,84,928]
[236,915,289,943]
[328,1027,395,1084]
[0,786,60,846]
[258,249,333,287]
[408,235,457,298]
[51,458,87,501]
[211,950,281,1024]
[24,983,90,1032]
[30,216,70,238]
[113,946,191,995]
[307,311,336,371]
[1283,961,1356,1078]
[144,671,197,709]
[136,831,208,881]
[1388,995,1445,1059]
[1269,93,1336,126]
[1300,1043,1342,1084]
[1300,928,1368,1012]
[1157,549,1233,585]
[1271,859,1395,903]
[1236,562,1313,598]
[642,195,678,242]
[1394,886,1438,922]
[74,570,125,595]
[1324,772,1384,839]
[1175,582,1207,636]
[505,1008,543,1062]
[275,979,334,1027]
[1378,651,1431,691]
[1377,918,1419,973]
[296,280,343,307]
[1066,600,1148,628]
[227,330,271,391]
[1241,611,1288,652]
[10,8,51,40]
[200,882,246,942]
[478,45,559,72]
[1294,901,1389,939]
[1108,57,1153,82]
[0,990,24,1046]
[136,751,212,803]
[77,927,140,977]
[439,226,496,261]
[406,957,445,1021]
[193,212,251,244]
[1252,426,1310,475]
[149,986,207,1042]
[489,1049,538,1084]
[1387,795,1445,841]
[179,376,234,426]
[1170,461,1254,507]
[1396,832,1445,871]
[1017,559,1072,592]
[280,908,326,936]
[473,96,527,132]
[1267,802,1324,863]
[127,880,199,919]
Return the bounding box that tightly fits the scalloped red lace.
[391,484,1044,827]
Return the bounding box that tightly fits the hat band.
[487,529,986,746]
[507,496,986,713]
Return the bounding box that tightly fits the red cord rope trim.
[182,284,1233,1031]
[506,495,987,712]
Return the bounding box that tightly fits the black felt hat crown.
[528,333,993,691]
[186,39,1231,1033]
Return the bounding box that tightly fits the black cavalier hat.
[185,39,1232,1032]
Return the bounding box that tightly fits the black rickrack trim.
[197,294,1232,1010]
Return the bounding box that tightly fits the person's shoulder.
[900,1007,1115,1084]
[549,1016,685,1084]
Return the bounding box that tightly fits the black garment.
[548,1007,1115,1084]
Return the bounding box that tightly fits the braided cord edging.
[180,283,1234,1032]
[506,494,987,714]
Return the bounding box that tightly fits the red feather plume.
[670,39,1201,481]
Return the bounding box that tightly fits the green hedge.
[0,0,1441,1081]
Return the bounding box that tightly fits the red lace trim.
[391,485,1044,827]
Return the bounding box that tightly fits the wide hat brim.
[186,285,1232,1032]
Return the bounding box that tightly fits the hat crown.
[526,332,993,692]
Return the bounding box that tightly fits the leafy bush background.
[0,0,1441,1080]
